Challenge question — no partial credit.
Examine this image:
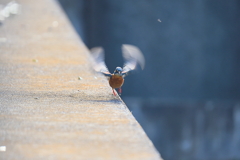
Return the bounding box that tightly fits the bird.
[90,44,145,96]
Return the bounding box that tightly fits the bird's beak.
[114,70,122,75]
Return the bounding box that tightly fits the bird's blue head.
[113,67,123,75]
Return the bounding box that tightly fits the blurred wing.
[90,47,111,77]
[122,44,145,75]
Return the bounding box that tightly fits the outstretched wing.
[122,44,145,76]
[90,47,112,77]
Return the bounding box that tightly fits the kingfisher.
[91,44,145,96]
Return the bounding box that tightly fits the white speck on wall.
[52,21,59,27]
[0,146,6,152]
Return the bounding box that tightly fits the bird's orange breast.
[109,75,124,89]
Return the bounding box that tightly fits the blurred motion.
[0,1,21,23]
[91,44,145,96]
[58,0,240,160]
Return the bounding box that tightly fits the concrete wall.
[0,0,161,159]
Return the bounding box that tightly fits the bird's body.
[109,74,124,89]
[109,74,124,96]
[91,44,145,96]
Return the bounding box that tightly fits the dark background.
[58,1,240,160]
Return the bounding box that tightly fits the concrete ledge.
[0,0,162,159]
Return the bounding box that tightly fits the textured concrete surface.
[0,0,161,160]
